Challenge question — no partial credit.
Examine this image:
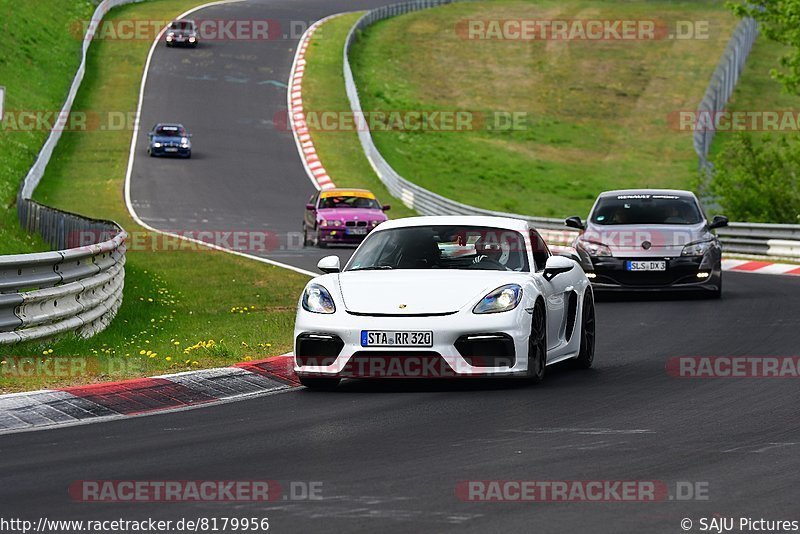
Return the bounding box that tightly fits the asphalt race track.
[5,1,800,533]
[2,272,800,533]
[128,0,397,273]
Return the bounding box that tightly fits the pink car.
[303,189,390,247]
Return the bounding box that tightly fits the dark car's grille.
[454,334,516,368]
[340,351,454,378]
[592,257,704,287]
[295,333,344,367]
[345,221,368,227]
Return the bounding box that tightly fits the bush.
[709,132,800,223]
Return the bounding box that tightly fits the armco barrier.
[1,199,126,344]
[0,0,137,344]
[341,0,800,260]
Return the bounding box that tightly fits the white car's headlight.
[681,240,713,257]
[302,284,336,314]
[577,239,612,257]
[473,284,522,314]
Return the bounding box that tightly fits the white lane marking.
[722,442,799,453]
[504,427,655,435]
[122,0,316,278]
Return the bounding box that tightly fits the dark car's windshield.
[154,125,186,137]
[345,225,530,272]
[169,21,194,31]
[319,195,381,210]
[590,194,703,225]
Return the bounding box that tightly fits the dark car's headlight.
[473,284,522,314]
[180,137,190,148]
[302,284,336,314]
[577,239,612,257]
[681,240,713,257]
[153,142,162,148]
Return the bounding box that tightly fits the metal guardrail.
[0,0,136,344]
[342,0,800,260]
[693,17,759,171]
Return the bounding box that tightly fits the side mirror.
[317,255,340,274]
[305,203,315,211]
[188,133,193,138]
[565,216,585,230]
[147,132,153,137]
[543,255,574,282]
[708,215,728,230]
[557,251,581,264]
[382,204,391,211]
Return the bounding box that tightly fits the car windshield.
[170,21,193,30]
[155,125,185,137]
[319,195,381,210]
[345,225,530,272]
[590,195,703,225]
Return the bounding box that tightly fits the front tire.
[574,290,596,369]
[527,300,547,383]
[710,270,722,299]
[299,376,340,390]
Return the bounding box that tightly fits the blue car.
[147,123,192,158]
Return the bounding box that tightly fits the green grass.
[0,0,97,254]
[302,13,416,218]
[710,35,800,155]
[347,0,738,218]
[0,0,308,393]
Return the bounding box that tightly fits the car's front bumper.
[166,37,197,46]
[294,308,531,378]
[150,145,191,157]
[318,227,375,245]
[586,256,721,292]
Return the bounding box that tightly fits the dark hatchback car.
[566,189,728,297]
[147,123,192,158]
[165,19,198,47]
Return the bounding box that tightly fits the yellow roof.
[320,189,376,199]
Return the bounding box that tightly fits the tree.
[710,132,800,223]
[730,0,800,94]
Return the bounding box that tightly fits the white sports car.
[293,216,596,389]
